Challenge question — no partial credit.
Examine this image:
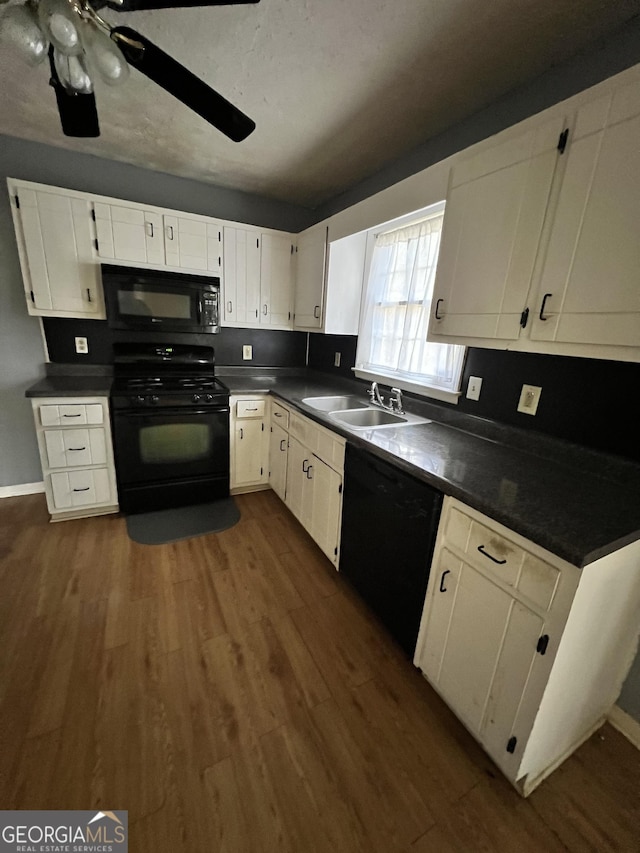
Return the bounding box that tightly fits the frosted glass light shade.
[81,22,129,86]
[54,49,93,94]
[0,3,49,66]
[38,0,82,56]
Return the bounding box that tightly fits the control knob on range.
[192,394,201,403]
[131,395,146,406]
[150,395,159,405]
[204,394,213,402]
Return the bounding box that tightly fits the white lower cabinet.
[268,399,345,566]
[229,395,269,492]
[32,396,118,521]
[415,497,640,795]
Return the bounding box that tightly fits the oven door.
[112,406,229,511]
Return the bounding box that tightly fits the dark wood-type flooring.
[1,490,639,851]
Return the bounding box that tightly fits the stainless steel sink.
[330,408,408,428]
[302,395,369,411]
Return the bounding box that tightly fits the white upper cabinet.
[223,226,261,325]
[293,224,327,329]
[428,66,640,362]
[260,232,294,328]
[94,202,223,274]
[292,223,366,335]
[9,184,103,318]
[223,227,294,330]
[428,115,566,346]
[528,77,640,353]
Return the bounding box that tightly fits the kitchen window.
[355,202,465,404]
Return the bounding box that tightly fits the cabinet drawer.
[44,428,107,469]
[49,468,112,509]
[236,399,265,418]
[444,504,560,611]
[39,403,104,427]
[271,400,290,429]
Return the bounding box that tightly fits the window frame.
[354,202,466,405]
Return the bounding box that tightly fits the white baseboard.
[0,481,45,499]
[608,705,640,750]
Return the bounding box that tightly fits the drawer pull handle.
[239,427,244,439]
[274,412,282,418]
[439,570,450,592]
[68,447,86,451]
[86,288,92,303]
[302,459,309,473]
[306,465,313,480]
[539,292,552,321]
[434,298,444,320]
[73,487,90,492]
[245,407,258,411]
[280,439,286,451]
[146,221,154,238]
[478,545,507,565]
[313,305,320,319]
[536,634,550,655]
[63,414,82,418]
[227,300,233,312]
[262,304,268,315]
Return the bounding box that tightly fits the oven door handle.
[115,407,229,421]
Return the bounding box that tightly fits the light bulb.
[38,0,82,56]
[81,22,129,86]
[54,49,93,94]
[0,3,49,66]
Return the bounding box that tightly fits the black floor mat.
[125,498,240,545]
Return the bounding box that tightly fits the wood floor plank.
[0,490,638,853]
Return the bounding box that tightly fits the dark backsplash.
[42,318,308,368]
[308,333,640,463]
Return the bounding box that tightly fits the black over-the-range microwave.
[102,264,220,334]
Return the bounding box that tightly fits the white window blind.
[355,207,464,400]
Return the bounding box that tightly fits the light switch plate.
[75,336,88,354]
[466,376,482,401]
[517,384,542,415]
[242,345,253,360]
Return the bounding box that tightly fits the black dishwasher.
[340,443,443,657]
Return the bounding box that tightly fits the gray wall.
[0,136,313,489]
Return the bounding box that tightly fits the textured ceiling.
[1,0,640,207]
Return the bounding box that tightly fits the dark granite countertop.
[26,375,113,397]
[218,368,640,568]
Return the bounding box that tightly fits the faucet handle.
[390,387,404,413]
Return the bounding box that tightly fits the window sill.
[353,368,461,406]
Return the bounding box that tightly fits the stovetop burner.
[111,342,229,409]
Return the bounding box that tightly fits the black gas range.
[110,343,230,514]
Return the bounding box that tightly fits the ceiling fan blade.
[105,0,258,12]
[111,26,255,142]
[48,46,100,137]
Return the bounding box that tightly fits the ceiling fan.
[0,0,259,140]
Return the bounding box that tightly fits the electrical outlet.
[334,352,341,367]
[466,376,482,401]
[517,384,542,415]
[75,336,88,354]
[242,345,253,360]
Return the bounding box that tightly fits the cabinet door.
[94,203,164,265]
[260,233,294,328]
[223,227,260,325]
[232,418,267,488]
[428,116,565,344]
[16,189,101,315]
[294,225,326,328]
[268,422,289,502]
[307,455,342,564]
[163,215,221,272]
[529,79,640,351]
[285,436,312,523]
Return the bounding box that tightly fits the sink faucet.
[368,381,385,408]
[390,387,404,414]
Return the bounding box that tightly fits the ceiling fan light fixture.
[0,2,49,66]
[38,0,82,56]
[53,47,93,93]
[81,20,129,85]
